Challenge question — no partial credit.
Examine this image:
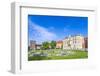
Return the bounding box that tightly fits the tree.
[50,41,56,49]
[61,45,63,49]
[42,42,50,50]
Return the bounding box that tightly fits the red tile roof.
[56,41,63,43]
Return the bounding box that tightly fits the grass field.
[28,49,88,61]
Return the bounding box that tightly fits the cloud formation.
[28,19,58,44]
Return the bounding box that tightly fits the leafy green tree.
[61,45,63,49]
[50,41,56,49]
[42,42,50,50]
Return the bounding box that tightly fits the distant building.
[30,40,41,50]
[36,44,42,50]
[63,35,86,50]
[30,40,36,50]
[84,37,88,49]
[56,41,63,49]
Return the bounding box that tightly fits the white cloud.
[28,19,58,44]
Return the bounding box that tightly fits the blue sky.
[28,15,88,44]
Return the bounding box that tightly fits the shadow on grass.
[28,56,51,61]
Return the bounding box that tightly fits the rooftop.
[56,40,63,43]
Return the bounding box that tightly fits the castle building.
[63,35,86,50]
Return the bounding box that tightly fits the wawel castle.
[63,35,88,50]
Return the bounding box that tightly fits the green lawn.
[28,49,88,61]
